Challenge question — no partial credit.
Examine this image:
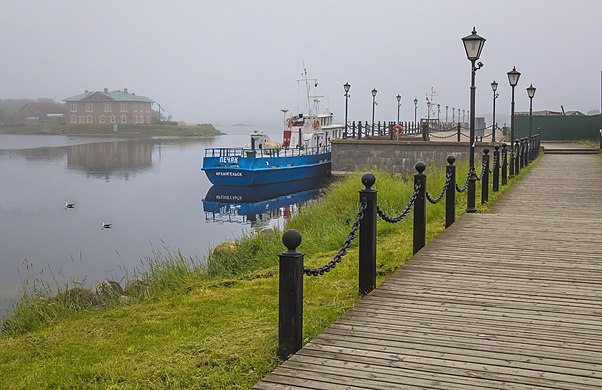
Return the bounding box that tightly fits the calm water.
[0,127,313,317]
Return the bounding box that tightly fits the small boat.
[202,69,344,186]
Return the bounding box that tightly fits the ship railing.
[204,144,331,158]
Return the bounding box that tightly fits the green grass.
[0,155,538,389]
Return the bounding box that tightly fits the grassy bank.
[0,157,538,389]
[0,122,223,137]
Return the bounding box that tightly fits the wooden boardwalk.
[255,145,602,389]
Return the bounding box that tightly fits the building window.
[86,115,92,123]
[104,103,112,112]
[121,115,127,124]
[110,115,116,123]
[133,104,138,112]
[146,115,150,123]
[71,115,76,123]
[79,115,84,123]
[99,115,105,123]
[120,103,128,112]
[85,103,93,112]
[70,103,77,112]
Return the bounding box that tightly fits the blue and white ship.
[202,69,344,186]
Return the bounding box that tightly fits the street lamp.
[452,107,456,122]
[396,94,401,123]
[445,105,449,122]
[371,88,377,136]
[463,109,466,123]
[527,84,536,161]
[491,81,499,142]
[507,66,521,177]
[461,26,486,213]
[413,98,418,124]
[437,103,441,129]
[343,82,351,138]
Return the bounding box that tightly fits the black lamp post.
[371,88,377,135]
[462,26,486,213]
[463,109,466,123]
[437,103,441,129]
[507,66,521,177]
[343,82,350,138]
[413,98,418,124]
[396,94,401,123]
[527,84,536,160]
[445,105,449,122]
[491,81,499,143]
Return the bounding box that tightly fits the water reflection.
[67,141,153,180]
[202,178,323,228]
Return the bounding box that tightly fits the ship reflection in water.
[202,177,324,228]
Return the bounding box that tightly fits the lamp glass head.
[527,84,536,98]
[462,27,486,61]
[507,67,521,87]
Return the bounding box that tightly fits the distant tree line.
[0,98,65,124]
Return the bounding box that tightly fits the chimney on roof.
[124,88,128,94]
[104,88,108,93]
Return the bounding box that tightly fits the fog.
[1,0,601,127]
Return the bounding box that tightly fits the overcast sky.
[1,0,601,127]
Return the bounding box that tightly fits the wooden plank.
[254,151,602,389]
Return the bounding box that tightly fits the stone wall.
[331,139,498,174]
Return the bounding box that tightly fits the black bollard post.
[413,162,427,254]
[481,148,490,204]
[457,123,461,142]
[519,138,525,168]
[520,137,527,168]
[389,121,393,140]
[352,121,356,139]
[278,230,304,360]
[517,139,522,169]
[422,122,427,141]
[493,144,500,192]
[501,143,508,186]
[514,139,520,175]
[359,173,377,296]
[357,121,362,140]
[445,156,456,229]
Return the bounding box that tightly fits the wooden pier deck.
[255,145,602,389]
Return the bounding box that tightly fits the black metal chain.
[429,132,459,139]
[456,171,470,193]
[426,172,452,204]
[303,202,366,276]
[377,184,421,224]
[474,158,489,181]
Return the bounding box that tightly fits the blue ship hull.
[202,147,331,186]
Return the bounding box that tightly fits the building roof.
[64,89,154,103]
